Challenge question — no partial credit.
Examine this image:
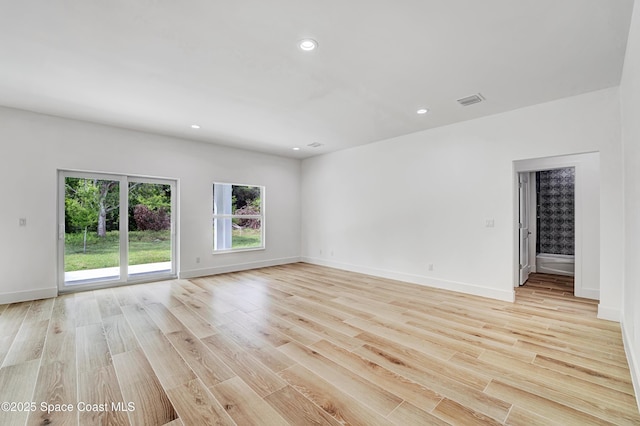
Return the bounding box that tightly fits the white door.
[519,173,531,285]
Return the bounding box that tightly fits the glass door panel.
[128,181,173,277]
[63,176,121,284]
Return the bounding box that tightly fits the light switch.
[19,218,27,227]
[485,219,495,228]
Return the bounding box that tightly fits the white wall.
[620,0,640,408]
[0,107,301,303]
[301,87,623,310]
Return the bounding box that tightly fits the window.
[213,183,264,251]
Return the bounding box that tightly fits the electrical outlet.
[485,219,495,228]
[428,263,434,271]
[19,218,26,227]
[196,257,200,264]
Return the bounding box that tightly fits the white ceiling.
[0,1,634,158]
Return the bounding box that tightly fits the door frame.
[57,169,178,293]
[513,152,600,300]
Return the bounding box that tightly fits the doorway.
[519,168,577,284]
[513,152,600,300]
[58,170,177,292]
[518,169,577,303]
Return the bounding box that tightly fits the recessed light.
[416,108,429,115]
[191,124,201,129]
[299,39,318,51]
[292,147,300,151]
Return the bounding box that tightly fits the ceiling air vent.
[307,142,323,148]
[457,93,485,107]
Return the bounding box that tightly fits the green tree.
[232,186,261,211]
[97,181,119,237]
[128,183,171,231]
[65,179,99,253]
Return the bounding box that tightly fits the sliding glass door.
[59,171,176,291]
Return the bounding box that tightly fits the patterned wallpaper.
[536,167,575,255]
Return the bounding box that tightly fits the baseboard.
[179,256,301,279]
[597,304,621,322]
[301,257,515,302]
[621,319,640,411]
[0,287,58,304]
[575,288,600,300]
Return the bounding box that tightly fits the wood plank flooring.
[0,263,638,425]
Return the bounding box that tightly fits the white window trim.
[212,182,265,253]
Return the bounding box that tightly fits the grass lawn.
[65,228,261,271]
[232,228,262,249]
[65,230,171,271]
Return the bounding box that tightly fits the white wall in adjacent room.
[301,87,623,312]
[0,107,301,303]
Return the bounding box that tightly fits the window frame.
[212,182,265,253]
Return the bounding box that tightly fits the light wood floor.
[522,272,575,296]
[0,263,638,425]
